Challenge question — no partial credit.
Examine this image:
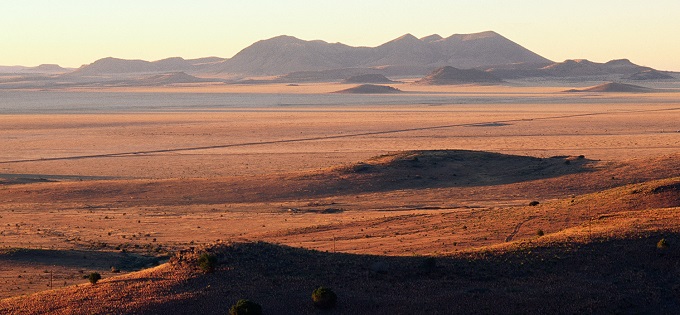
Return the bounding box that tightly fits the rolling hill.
[2,151,680,314]
[564,82,655,93]
[415,66,503,85]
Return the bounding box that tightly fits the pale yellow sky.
[2,1,679,70]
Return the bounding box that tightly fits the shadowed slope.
[3,236,679,314]
[329,150,591,188]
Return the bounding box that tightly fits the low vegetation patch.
[657,238,669,250]
[87,272,101,285]
[312,286,338,310]
[198,252,218,273]
[229,299,262,315]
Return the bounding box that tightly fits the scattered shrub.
[110,266,120,273]
[88,272,101,285]
[198,252,218,273]
[529,201,540,206]
[229,299,262,315]
[657,238,669,250]
[536,230,545,237]
[312,286,338,310]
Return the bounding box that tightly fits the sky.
[2,0,679,70]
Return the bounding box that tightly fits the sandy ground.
[1,101,678,179]
[0,85,679,300]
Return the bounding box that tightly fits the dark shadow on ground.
[0,248,162,271]
[152,233,680,314]
[297,150,595,196]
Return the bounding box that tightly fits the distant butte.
[332,84,402,94]
[415,66,503,85]
[564,82,655,93]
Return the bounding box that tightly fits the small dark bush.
[88,272,101,285]
[657,238,669,250]
[536,230,545,237]
[529,201,540,206]
[198,252,218,273]
[312,286,337,309]
[229,299,262,315]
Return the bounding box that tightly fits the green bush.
[312,286,337,310]
[198,252,218,273]
[88,272,101,285]
[536,229,545,237]
[229,299,262,315]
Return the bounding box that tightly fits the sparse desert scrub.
[312,286,338,309]
[229,299,262,315]
[657,238,669,249]
[87,272,101,285]
[198,252,218,273]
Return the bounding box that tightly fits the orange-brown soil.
[1,87,679,313]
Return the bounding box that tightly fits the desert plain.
[1,82,680,314]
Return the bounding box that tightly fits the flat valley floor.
[1,84,679,313]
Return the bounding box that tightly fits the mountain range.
[213,31,551,75]
[0,31,676,85]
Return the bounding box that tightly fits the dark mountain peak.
[544,59,596,68]
[462,30,501,40]
[263,35,309,45]
[420,34,443,43]
[604,59,635,66]
[445,30,501,42]
[376,34,427,49]
[155,57,186,63]
[90,57,147,64]
[393,33,420,41]
[69,55,219,76]
[33,64,67,71]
